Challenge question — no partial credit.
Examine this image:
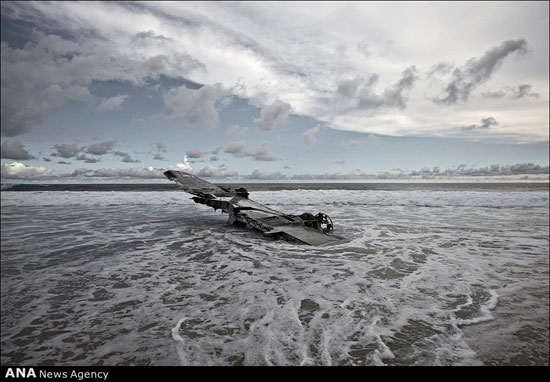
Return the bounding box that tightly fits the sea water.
[1,184,548,365]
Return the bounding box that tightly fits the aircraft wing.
[164,170,243,197]
[263,224,344,246]
[164,170,345,246]
[227,199,345,246]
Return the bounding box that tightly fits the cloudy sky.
[1,1,548,182]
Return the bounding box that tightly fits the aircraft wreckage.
[164,170,345,245]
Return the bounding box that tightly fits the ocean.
[1,183,548,366]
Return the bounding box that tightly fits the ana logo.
[4,368,36,378]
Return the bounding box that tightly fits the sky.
[1,1,549,182]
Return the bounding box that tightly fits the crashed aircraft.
[164,170,344,245]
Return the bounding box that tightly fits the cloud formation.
[96,94,129,112]
[461,117,499,130]
[1,2,546,143]
[1,139,35,160]
[1,162,54,179]
[175,156,192,171]
[51,143,81,158]
[75,154,100,163]
[2,160,547,181]
[482,84,539,99]
[330,66,418,114]
[152,142,167,160]
[253,101,292,131]
[244,163,549,180]
[86,139,117,156]
[433,39,528,105]
[87,166,163,179]
[0,15,207,137]
[164,84,231,127]
[223,141,277,161]
[196,164,234,178]
[186,149,203,159]
[113,151,140,163]
[249,169,287,180]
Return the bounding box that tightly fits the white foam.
[171,317,189,365]
[455,290,499,326]
[1,189,548,365]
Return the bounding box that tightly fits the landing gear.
[299,212,334,233]
[315,212,334,233]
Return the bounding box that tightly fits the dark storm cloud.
[433,39,528,105]
[1,139,35,160]
[0,14,206,136]
[85,139,117,155]
[461,117,499,130]
[331,66,418,114]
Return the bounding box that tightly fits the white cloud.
[97,94,129,112]
[1,1,548,142]
[175,156,192,171]
[197,164,228,177]
[1,162,54,179]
